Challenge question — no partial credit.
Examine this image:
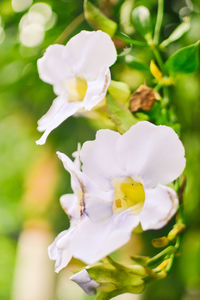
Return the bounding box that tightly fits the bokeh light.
[18,2,56,47]
[0,26,5,44]
[12,0,33,12]
[19,23,44,47]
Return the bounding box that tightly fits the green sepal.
[96,284,145,300]
[165,41,200,75]
[88,259,146,300]
[106,95,138,133]
[131,6,152,41]
[131,255,150,266]
[160,20,190,48]
[84,0,117,37]
[87,263,117,285]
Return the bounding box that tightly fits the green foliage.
[165,41,200,75]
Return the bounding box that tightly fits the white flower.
[49,150,139,272]
[49,121,185,272]
[70,269,99,296]
[36,30,117,145]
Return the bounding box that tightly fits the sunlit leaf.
[165,41,200,75]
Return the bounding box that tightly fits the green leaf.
[106,95,138,133]
[84,0,117,37]
[165,41,200,75]
[131,6,152,41]
[160,20,190,48]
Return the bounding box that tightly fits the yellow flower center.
[112,177,145,215]
[66,77,88,102]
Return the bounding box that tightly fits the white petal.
[70,212,139,264]
[117,121,186,187]
[48,230,72,273]
[139,185,179,230]
[37,44,69,86]
[80,129,123,190]
[57,151,87,195]
[60,194,81,220]
[83,70,110,111]
[70,269,99,296]
[72,143,82,169]
[36,97,82,145]
[63,30,117,81]
[84,192,113,222]
[58,151,113,222]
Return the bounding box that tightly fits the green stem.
[147,246,175,267]
[154,0,164,45]
[154,82,163,92]
[152,47,165,71]
[55,13,84,44]
[162,86,169,107]
[116,32,148,47]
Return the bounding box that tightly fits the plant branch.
[154,0,164,45]
[152,46,165,71]
[116,32,148,47]
[55,13,84,44]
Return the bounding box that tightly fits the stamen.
[66,77,88,102]
[113,177,145,215]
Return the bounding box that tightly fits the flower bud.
[108,80,131,103]
[84,0,117,37]
[131,6,152,41]
[70,269,100,296]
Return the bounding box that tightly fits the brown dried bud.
[130,85,156,112]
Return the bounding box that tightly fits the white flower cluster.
[49,121,185,272]
[36,30,185,292]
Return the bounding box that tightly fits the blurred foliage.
[0,0,200,299]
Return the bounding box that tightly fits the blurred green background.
[0,0,200,299]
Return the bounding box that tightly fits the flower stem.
[116,31,148,47]
[154,0,164,45]
[162,86,169,107]
[147,246,175,267]
[152,46,165,71]
[55,13,84,44]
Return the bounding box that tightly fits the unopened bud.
[131,6,152,41]
[108,80,131,103]
[84,0,117,37]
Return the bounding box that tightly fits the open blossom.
[49,121,185,272]
[36,30,117,145]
